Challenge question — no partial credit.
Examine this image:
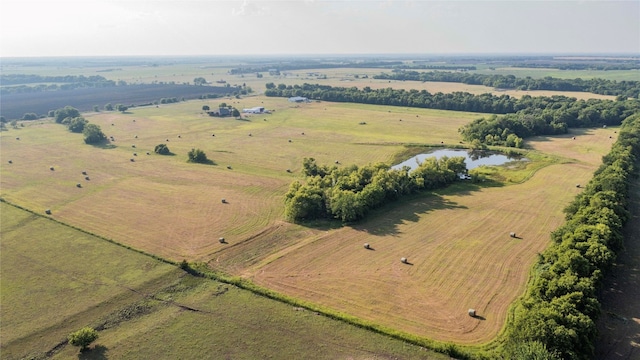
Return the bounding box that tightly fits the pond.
[392,149,527,172]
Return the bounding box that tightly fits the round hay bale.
[401,257,408,264]
[219,237,225,243]
[82,171,87,175]
[178,135,181,138]
[130,158,135,162]
[335,160,339,164]
[249,133,252,136]
[76,183,82,188]
[468,309,476,317]
[8,160,12,164]
[221,198,227,203]
[211,134,215,136]
[364,243,370,249]
[146,152,150,155]
[16,137,20,140]
[135,135,138,138]
[133,119,136,122]
[301,132,305,135]
[576,184,581,188]
[286,169,291,173]
[85,176,90,181]
[132,144,136,148]
[166,139,169,141]
[227,165,232,169]
[510,232,516,238]
[45,209,52,215]
[288,139,292,143]
[50,166,54,171]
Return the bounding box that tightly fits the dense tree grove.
[502,113,640,360]
[285,157,466,223]
[374,71,640,98]
[265,83,639,147]
[187,148,209,164]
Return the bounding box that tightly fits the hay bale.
[50,166,54,171]
[16,137,20,140]
[468,309,476,317]
[286,169,291,173]
[178,135,181,138]
[130,158,135,162]
[146,152,150,155]
[133,153,137,156]
[364,243,370,249]
[227,165,232,169]
[401,257,408,264]
[249,133,252,136]
[219,237,225,243]
[85,176,90,181]
[82,171,87,175]
[510,232,516,238]
[132,144,136,148]
[166,139,169,141]
[134,135,138,138]
[45,209,51,215]
[576,184,581,188]
[8,160,12,164]
[211,134,215,136]
[221,198,227,203]
[76,183,82,188]
[288,139,292,143]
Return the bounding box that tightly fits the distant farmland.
[0,84,237,120]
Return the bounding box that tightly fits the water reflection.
[392,149,527,171]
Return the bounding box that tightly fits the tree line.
[500,112,640,359]
[373,71,640,98]
[1,74,117,95]
[285,157,466,223]
[265,83,639,147]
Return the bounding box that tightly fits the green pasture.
[1,202,445,359]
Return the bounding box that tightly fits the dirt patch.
[595,178,640,359]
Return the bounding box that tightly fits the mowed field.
[0,95,617,346]
[0,203,447,360]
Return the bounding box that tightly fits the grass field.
[1,92,617,349]
[471,66,640,82]
[0,202,447,360]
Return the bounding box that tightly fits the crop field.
[0,203,447,360]
[0,84,236,120]
[1,90,618,348]
[471,67,640,82]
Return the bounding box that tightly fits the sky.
[0,0,638,57]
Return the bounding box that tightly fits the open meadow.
[0,202,447,360]
[0,90,618,347]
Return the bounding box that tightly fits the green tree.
[116,104,128,112]
[154,143,171,155]
[10,120,18,128]
[68,327,99,351]
[202,105,210,111]
[187,148,209,164]
[194,77,207,86]
[232,108,240,118]
[54,106,80,123]
[22,113,38,120]
[104,103,114,111]
[67,117,88,133]
[93,105,100,112]
[83,124,106,144]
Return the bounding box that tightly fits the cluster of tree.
[373,71,640,98]
[285,157,466,223]
[459,99,639,147]
[502,113,640,360]
[265,83,639,147]
[53,106,106,144]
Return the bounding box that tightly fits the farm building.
[288,96,309,103]
[242,106,265,114]
[207,107,231,117]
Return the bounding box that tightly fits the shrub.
[68,327,99,351]
[154,143,171,155]
[83,124,106,144]
[187,148,209,164]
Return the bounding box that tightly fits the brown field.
[0,96,617,345]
